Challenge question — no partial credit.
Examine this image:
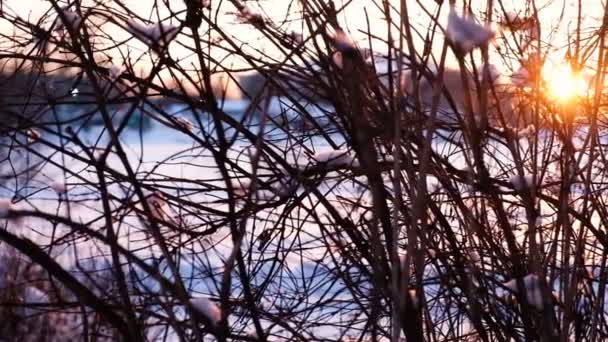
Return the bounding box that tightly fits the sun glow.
[541,62,588,102]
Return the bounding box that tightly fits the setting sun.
[542,62,588,102]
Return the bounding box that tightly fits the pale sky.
[1,0,605,84]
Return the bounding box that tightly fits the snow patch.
[191,296,222,325]
[50,180,67,194]
[509,174,533,191]
[312,149,359,168]
[126,19,179,50]
[447,6,496,53]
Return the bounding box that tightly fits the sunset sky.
[1,0,605,83]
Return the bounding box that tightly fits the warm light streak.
[541,62,588,102]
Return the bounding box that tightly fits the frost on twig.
[509,174,533,191]
[49,180,67,195]
[231,173,298,202]
[309,148,359,169]
[125,19,179,52]
[190,296,222,326]
[499,124,536,140]
[447,6,495,54]
[25,129,41,144]
[144,191,179,226]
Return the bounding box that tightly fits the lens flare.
[541,62,588,102]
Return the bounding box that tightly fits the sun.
[541,62,588,102]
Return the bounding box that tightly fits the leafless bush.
[0,0,607,341]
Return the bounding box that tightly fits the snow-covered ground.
[2,96,603,339]
[0,98,368,338]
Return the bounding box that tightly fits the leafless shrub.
[0,0,606,341]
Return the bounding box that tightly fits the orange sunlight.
[542,62,589,102]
